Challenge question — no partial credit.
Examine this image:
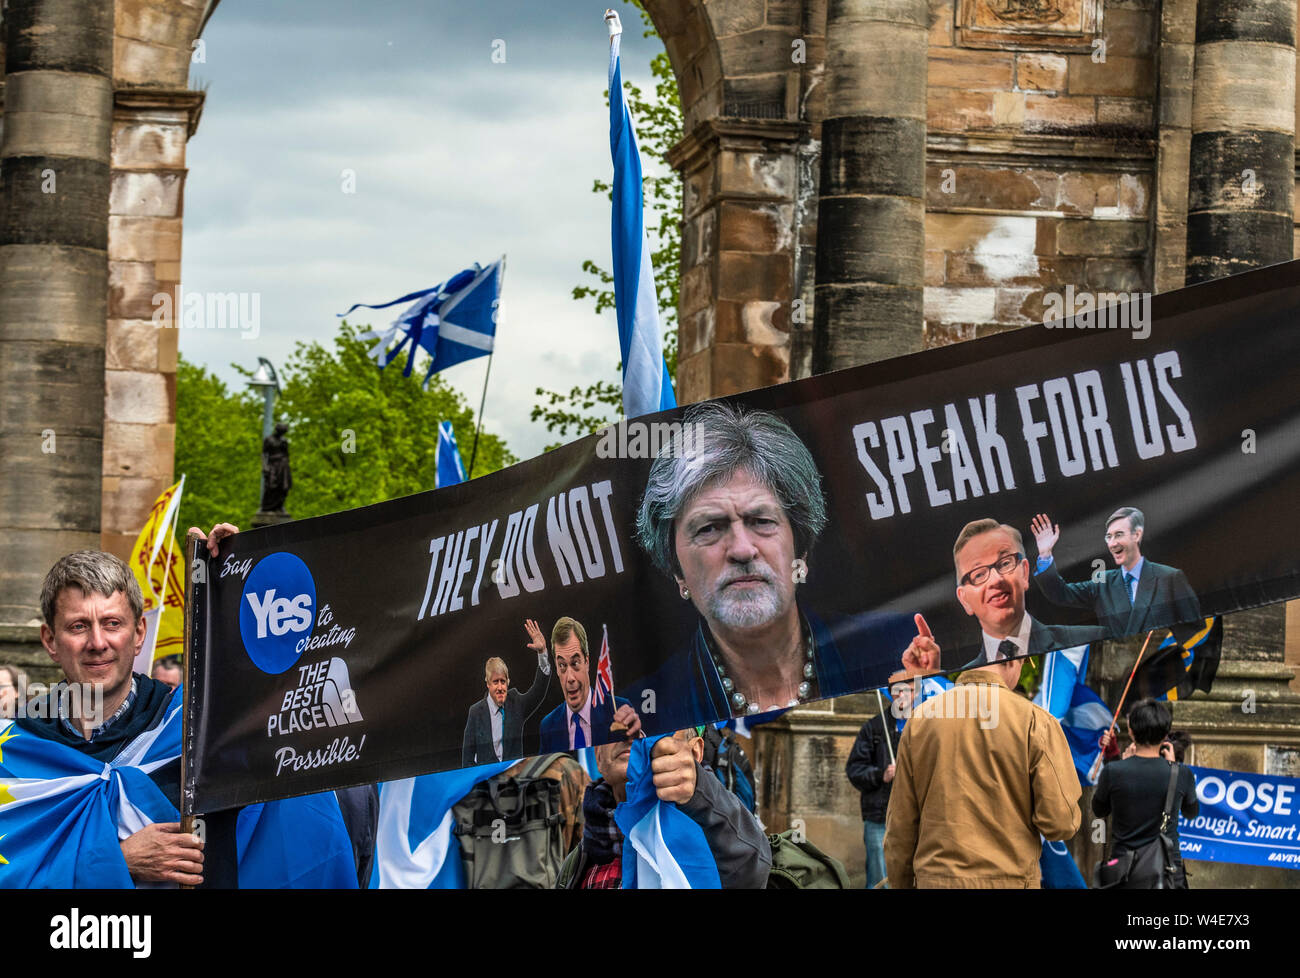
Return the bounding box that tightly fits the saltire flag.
[605,10,676,419]
[436,421,467,488]
[614,735,720,888]
[1146,616,1224,702]
[577,747,601,783]
[1032,645,1112,786]
[346,257,505,390]
[1023,645,1097,887]
[592,624,614,709]
[128,477,187,674]
[0,697,356,888]
[719,709,786,739]
[370,761,512,889]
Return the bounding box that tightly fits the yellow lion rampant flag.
[128,477,186,675]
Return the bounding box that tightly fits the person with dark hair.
[1092,698,1199,888]
[1030,508,1202,639]
[846,670,911,888]
[538,616,640,753]
[151,654,183,689]
[556,726,771,889]
[628,402,914,733]
[884,654,1081,888]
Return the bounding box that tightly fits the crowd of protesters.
[3,522,1198,889]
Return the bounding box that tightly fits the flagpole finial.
[605,9,622,37]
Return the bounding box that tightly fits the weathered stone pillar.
[811,0,928,371]
[1152,0,1198,292]
[0,0,115,625]
[1185,0,1296,282]
[670,120,805,403]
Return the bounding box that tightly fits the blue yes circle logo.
[239,552,316,674]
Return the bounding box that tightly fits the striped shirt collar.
[59,676,138,742]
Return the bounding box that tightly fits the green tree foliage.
[174,357,263,536]
[175,322,515,532]
[532,0,683,442]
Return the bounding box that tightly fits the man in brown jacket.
[884,655,1080,887]
[886,518,1082,888]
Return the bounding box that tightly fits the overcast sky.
[181,0,668,461]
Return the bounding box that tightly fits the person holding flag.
[846,670,913,888]
[556,727,770,889]
[0,535,357,888]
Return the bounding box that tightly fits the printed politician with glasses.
[1030,508,1202,639]
[626,402,914,733]
[902,518,1108,675]
[538,617,642,753]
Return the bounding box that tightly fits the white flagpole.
[875,688,896,765]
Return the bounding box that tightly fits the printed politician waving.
[1030,508,1201,639]
[461,619,552,766]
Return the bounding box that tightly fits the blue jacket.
[539,692,631,753]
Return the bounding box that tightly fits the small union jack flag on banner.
[592,624,614,708]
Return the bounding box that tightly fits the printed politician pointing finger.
[651,732,704,805]
[901,613,942,677]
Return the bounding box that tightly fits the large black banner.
[186,261,1300,813]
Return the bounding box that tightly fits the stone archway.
[642,0,820,404]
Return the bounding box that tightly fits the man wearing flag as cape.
[0,528,357,888]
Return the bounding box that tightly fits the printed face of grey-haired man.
[636,403,826,712]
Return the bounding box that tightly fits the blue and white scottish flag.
[1033,644,1112,786]
[880,673,953,732]
[345,258,505,390]
[370,761,512,889]
[613,735,720,889]
[436,421,467,488]
[606,11,676,419]
[0,694,355,888]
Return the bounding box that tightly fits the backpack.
[452,753,567,888]
[700,725,757,812]
[765,831,851,889]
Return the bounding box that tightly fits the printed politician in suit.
[461,619,552,766]
[901,518,1108,677]
[538,617,642,753]
[1030,507,1201,639]
[624,402,916,735]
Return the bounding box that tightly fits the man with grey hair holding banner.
[626,402,914,735]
